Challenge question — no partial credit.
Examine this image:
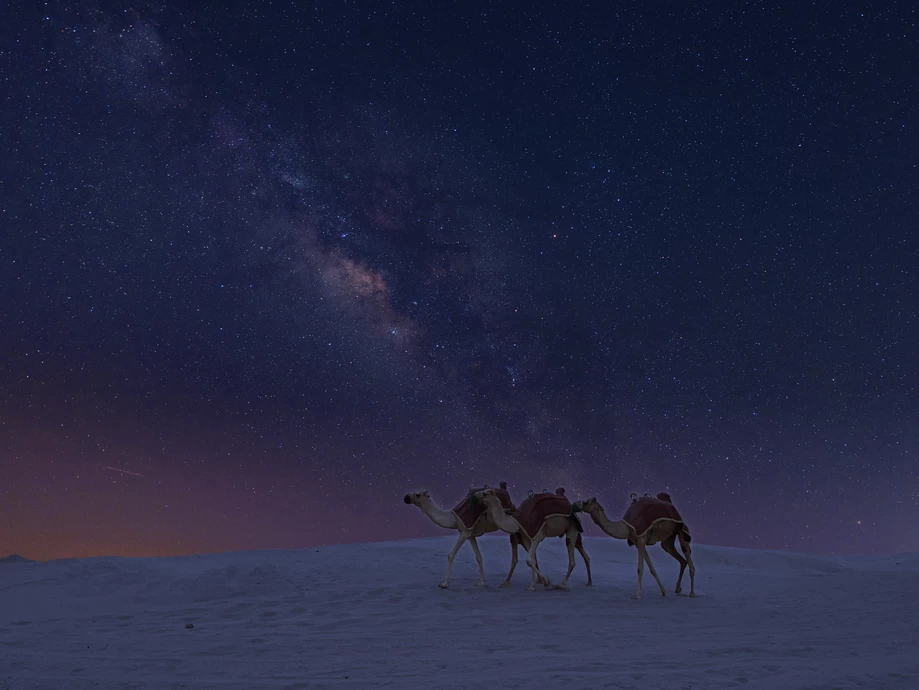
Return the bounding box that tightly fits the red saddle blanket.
[513,492,577,539]
[452,486,516,529]
[621,496,684,538]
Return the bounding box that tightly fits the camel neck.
[486,502,519,532]
[590,509,631,539]
[418,500,457,529]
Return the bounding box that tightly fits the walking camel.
[572,492,696,599]
[476,487,591,591]
[403,482,526,589]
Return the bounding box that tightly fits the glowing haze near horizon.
[2,1,918,561]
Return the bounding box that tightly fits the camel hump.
[656,492,672,503]
[555,487,565,496]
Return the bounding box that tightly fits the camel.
[572,493,696,599]
[475,488,592,591]
[403,484,527,589]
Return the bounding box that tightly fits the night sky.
[2,1,917,561]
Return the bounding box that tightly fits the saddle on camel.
[514,487,582,540]
[452,481,516,529]
[621,491,685,546]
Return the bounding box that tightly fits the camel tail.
[680,523,692,544]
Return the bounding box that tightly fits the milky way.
[2,1,917,560]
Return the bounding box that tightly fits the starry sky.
[2,1,917,561]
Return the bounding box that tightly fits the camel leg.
[633,544,644,599]
[500,535,518,587]
[661,536,687,594]
[520,533,549,586]
[524,533,549,591]
[530,550,549,586]
[468,537,486,587]
[678,529,697,597]
[557,533,577,589]
[640,543,667,597]
[575,533,592,587]
[439,532,469,589]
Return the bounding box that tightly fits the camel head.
[403,490,431,506]
[571,497,602,515]
[473,488,503,509]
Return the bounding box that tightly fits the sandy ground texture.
[2,535,918,689]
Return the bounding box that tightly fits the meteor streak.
[104,466,145,478]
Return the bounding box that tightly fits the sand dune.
[1,536,917,689]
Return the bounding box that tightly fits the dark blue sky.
[2,0,917,560]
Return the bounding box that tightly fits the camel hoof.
[438,582,449,589]
[631,594,642,600]
[526,585,537,591]
[474,581,486,587]
[499,581,512,588]
[554,583,568,591]
[675,587,682,594]
[585,582,593,588]
[689,592,696,598]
